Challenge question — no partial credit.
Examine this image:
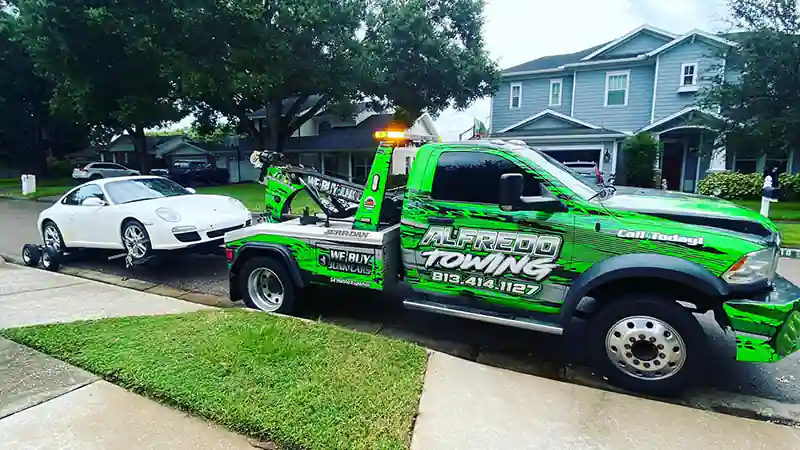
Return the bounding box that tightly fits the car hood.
[599,188,777,239]
[131,194,249,220]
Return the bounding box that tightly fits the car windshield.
[512,146,602,200]
[105,177,191,204]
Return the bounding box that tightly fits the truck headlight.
[156,207,181,222]
[722,248,778,285]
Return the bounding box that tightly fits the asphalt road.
[2,198,800,405]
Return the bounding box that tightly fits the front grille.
[175,231,202,242]
[207,224,244,239]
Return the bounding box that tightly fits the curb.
[780,248,800,259]
[0,251,238,309]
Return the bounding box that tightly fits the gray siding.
[652,40,724,121]
[491,75,573,131]
[572,64,655,132]
[519,115,581,131]
[601,32,670,58]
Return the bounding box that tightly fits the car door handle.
[427,217,454,225]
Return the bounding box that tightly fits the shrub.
[622,133,661,188]
[699,171,800,200]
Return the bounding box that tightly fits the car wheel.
[121,220,152,266]
[21,244,41,267]
[42,221,67,253]
[41,246,61,272]
[239,256,296,314]
[587,294,707,397]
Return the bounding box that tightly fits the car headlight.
[722,248,779,285]
[156,207,181,222]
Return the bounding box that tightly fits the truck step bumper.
[403,298,563,335]
[723,275,800,363]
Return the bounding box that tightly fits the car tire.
[121,219,153,267]
[21,244,41,267]
[587,294,707,397]
[239,256,297,314]
[42,221,67,253]
[41,246,61,272]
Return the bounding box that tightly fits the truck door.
[402,149,574,315]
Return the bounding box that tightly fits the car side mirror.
[81,197,107,207]
[499,173,524,211]
[185,187,197,194]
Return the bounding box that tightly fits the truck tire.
[239,256,297,314]
[586,294,707,396]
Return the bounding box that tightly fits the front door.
[661,142,683,190]
[402,149,574,315]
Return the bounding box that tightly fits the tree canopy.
[698,0,800,160]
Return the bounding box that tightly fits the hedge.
[698,171,800,200]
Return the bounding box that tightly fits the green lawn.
[732,200,800,222]
[0,177,75,199]
[197,183,318,213]
[1,309,427,450]
[777,223,800,247]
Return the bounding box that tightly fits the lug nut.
[649,337,656,343]
[624,344,631,349]
[633,360,640,365]
[625,352,632,358]
[653,360,661,366]
[657,344,664,350]
[659,353,666,359]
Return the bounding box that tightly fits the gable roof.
[501,42,609,75]
[639,106,723,133]
[646,29,738,57]
[580,25,678,61]
[282,114,397,152]
[496,109,602,133]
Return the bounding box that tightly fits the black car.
[167,160,230,186]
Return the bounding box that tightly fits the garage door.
[543,149,600,165]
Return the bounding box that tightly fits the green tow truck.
[224,131,800,395]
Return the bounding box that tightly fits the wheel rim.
[123,224,149,259]
[22,247,31,263]
[246,268,285,312]
[42,251,50,267]
[44,225,61,251]
[605,315,687,381]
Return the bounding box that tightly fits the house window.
[352,153,374,183]
[549,79,562,107]
[604,71,629,107]
[509,83,522,109]
[681,63,698,86]
[318,121,331,134]
[735,158,758,174]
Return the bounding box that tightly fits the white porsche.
[36,176,252,265]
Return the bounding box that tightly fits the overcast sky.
[434,0,732,140]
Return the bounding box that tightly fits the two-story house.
[489,24,800,192]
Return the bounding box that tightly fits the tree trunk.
[130,125,150,174]
[266,99,283,152]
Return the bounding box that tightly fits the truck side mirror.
[499,173,523,211]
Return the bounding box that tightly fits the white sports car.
[36,175,252,265]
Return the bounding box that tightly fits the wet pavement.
[2,198,800,406]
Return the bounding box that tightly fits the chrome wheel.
[43,224,61,251]
[246,267,285,312]
[42,251,51,267]
[123,223,149,259]
[22,246,32,263]
[605,315,687,381]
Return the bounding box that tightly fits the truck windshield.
[512,146,603,200]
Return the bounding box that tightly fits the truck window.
[430,151,542,204]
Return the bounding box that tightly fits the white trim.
[570,71,577,115]
[650,55,660,123]
[694,146,701,193]
[718,58,726,115]
[496,133,628,140]
[639,106,722,132]
[348,152,353,181]
[646,29,738,57]
[680,62,699,86]
[501,56,648,78]
[604,70,630,107]
[509,82,522,109]
[611,141,618,174]
[495,109,602,133]
[680,140,688,191]
[580,25,678,61]
[488,96,494,134]
[534,144,604,151]
[549,78,563,107]
[656,125,713,136]
[789,149,796,173]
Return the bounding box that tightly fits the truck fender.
[559,253,727,327]
[232,242,306,288]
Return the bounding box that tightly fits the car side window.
[62,184,106,206]
[430,151,543,204]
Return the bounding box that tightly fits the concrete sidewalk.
[0,260,253,449]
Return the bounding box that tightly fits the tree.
[621,133,662,188]
[0,9,88,175]
[698,0,800,162]
[177,0,499,152]
[13,0,188,173]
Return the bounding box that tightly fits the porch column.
[707,134,727,173]
[348,152,353,182]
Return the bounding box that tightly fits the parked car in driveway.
[167,160,230,186]
[563,161,604,185]
[72,162,140,181]
[37,175,252,266]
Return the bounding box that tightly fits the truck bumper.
[723,276,800,363]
